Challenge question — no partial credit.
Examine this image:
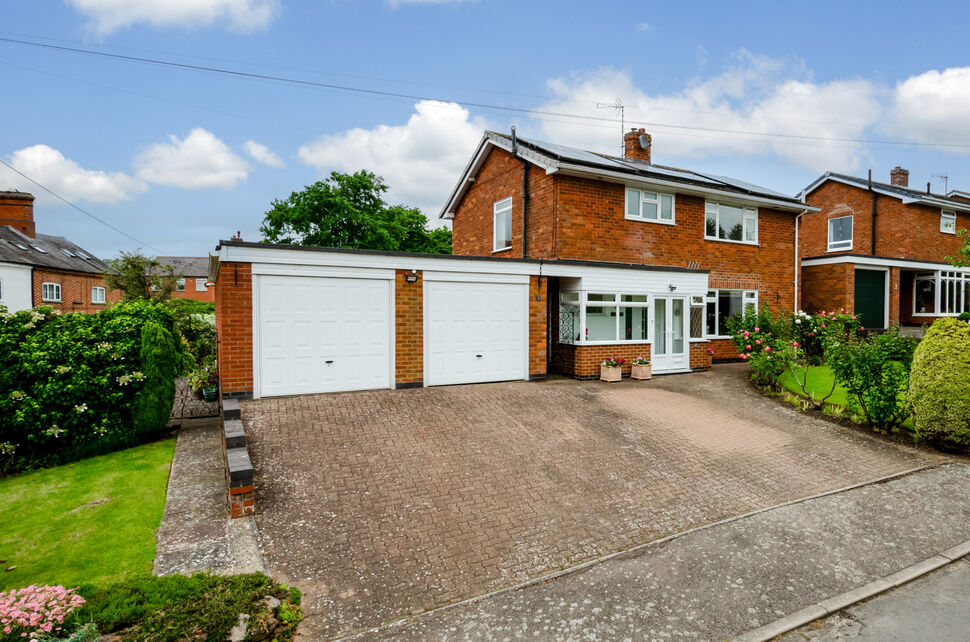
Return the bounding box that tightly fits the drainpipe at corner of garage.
[868,168,877,256]
[794,205,810,313]
[511,125,530,259]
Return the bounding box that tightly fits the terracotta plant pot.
[631,364,652,381]
[600,365,622,383]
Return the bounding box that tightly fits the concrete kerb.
[731,543,970,642]
[334,464,938,642]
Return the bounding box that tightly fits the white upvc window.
[705,289,758,337]
[560,291,651,344]
[913,270,970,316]
[176,278,186,292]
[42,282,61,302]
[941,210,956,234]
[705,201,758,244]
[493,197,513,252]
[196,278,208,292]
[827,215,854,251]
[689,295,706,340]
[625,188,675,224]
[91,286,106,305]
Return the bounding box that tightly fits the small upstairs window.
[828,215,853,251]
[493,197,512,252]
[91,286,106,304]
[941,210,956,234]
[625,188,674,224]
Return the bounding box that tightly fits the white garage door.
[425,280,527,386]
[257,275,391,397]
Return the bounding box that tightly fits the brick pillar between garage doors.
[395,269,424,388]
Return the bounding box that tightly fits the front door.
[652,296,688,372]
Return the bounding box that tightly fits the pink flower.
[793,341,799,348]
[764,346,771,352]
[754,326,760,332]
[861,326,865,331]
[744,331,749,338]
[821,324,826,329]
[820,311,827,316]
[746,344,752,350]
[852,315,857,320]
[740,353,749,360]
[755,339,761,345]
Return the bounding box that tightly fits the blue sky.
[3,1,970,258]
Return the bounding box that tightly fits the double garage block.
[255,271,530,397]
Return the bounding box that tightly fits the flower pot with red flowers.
[631,357,652,381]
[600,357,625,382]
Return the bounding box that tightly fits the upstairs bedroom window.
[828,215,853,251]
[91,286,106,305]
[941,210,956,234]
[705,201,757,244]
[626,188,674,224]
[493,197,512,252]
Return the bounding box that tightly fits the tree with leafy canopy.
[103,251,180,301]
[259,170,451,254]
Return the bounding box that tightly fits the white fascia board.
[802,254,969,271]
[803,175,970,213]
[440,135,560,219]
[556,163,818,213]
[900,195,970,213]
[796,173,832,200]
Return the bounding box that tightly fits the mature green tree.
[103,251,179,301]
[259,170,452,254]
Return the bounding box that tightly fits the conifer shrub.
[908,317,970,447]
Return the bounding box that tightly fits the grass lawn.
[777,365,915,432]
[0,438,175,591]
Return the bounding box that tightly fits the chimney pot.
[0,190,36,238]
[890,166,909,187]
[623,128,651,163]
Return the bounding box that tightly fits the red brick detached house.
[443,129,816,366]
[0,191,120,313]
[798,168,970,328]
[211,129,816,399]
[156,256,215,303]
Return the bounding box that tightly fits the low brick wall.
[551,343,653,379]
[222,399,256,518]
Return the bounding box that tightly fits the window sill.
[706,335,733,340]
[625,215,676,226]
[42,300,61,303]
[704,237,758,247]
[578,340,652,346]
[492,246,512,254]
[689,338,709,343]
[827,245,853,252]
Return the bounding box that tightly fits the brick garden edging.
[222,398,256,518]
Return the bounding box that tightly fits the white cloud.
[66,0,279,36]
[134,128,250,189]
[298,100,488,216]
[1,144,146,205]
[243,140,284,167]
[531,52,882,172]
[891,67,970,149]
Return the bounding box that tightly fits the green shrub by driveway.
[908,317,970,447]
[0,438,174,592]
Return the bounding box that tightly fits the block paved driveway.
[240,364,939,640]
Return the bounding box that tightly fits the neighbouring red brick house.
[0,191,120,313]
[798,168,970,329]
[156,256,215,303]
[443,129,816,366]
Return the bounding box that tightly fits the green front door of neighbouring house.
[854,268,886,329]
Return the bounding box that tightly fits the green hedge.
[0,301,184,473]
[908,317,970,447]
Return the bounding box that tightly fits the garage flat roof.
[214,240,708,274]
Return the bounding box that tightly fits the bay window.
[626,188,675,224]
[705,201,757,244]
[705,289,758,337]
[913,270,970,316]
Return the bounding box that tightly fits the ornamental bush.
[908,317,970,447]
[0,301,184,473]
[132,322,178,438]
[727,305,788,387]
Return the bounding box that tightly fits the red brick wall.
[32,268,121,313]
[552,344,653,379]
[529,275,548,378]
[801,263,854,315]
[170,278,215,303]
[802,180,970,263]
[395,270,423,386]
[0,193,36,238]
[690,342,713,369]
[451,147,557,259]
[215,262,253,398]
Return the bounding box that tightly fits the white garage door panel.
[258,275,391,397]
[425,281,527,386]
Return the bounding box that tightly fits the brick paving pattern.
[241,365,939,639]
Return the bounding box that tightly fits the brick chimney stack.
[0,191,36,238]
[624,128,652,163]
[890,166,909,187]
